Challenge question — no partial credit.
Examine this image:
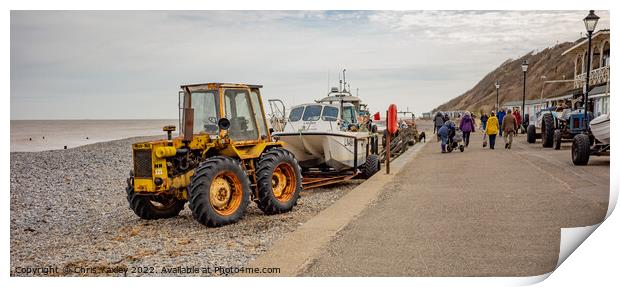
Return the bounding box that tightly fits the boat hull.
[273,132,369,171]
[590,114,610,144]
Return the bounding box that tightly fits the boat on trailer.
[273,102,373,172]
[589,113,610,144]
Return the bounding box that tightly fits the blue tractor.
[534,108,593,149]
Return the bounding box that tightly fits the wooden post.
[386,110,391,174]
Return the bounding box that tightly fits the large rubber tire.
[572,134,591,166]
[126,177,185,220]
[188,156,250,227]
[359,154,380,179]
[553,129,562,150]
[541,114,554,148]
[526,125,536,144]
[256,148,302,215]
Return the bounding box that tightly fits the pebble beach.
[10,136,362,276]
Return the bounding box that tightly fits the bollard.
[386,110,391,174]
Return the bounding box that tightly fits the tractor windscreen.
[191,90,220,134]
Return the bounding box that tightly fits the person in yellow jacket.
[485,111,499,149]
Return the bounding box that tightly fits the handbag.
[482,133,488,147]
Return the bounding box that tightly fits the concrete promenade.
[248,121,609,276]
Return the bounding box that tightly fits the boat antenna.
[339,72,342,93]
[342,69,347,92]
[356,88,359,97]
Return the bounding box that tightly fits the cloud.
[10,10,610,119]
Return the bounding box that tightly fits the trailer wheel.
[541,114,554,148]
[126,177,185,220]
[256,148,302,215]
[188,156,250,227]
[553,129,562,150]
[359,154,380,179]
[572,134,590,166]
[526,125,536,143]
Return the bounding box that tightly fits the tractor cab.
[178,83,270,144]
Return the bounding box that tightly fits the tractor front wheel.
[572,134,591,166]
[126,178,185,220]
[526,125,536,143]
[256,148,302,215]
[188,156,250,227]
[541,114,554,148]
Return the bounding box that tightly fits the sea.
[10,119,178,152]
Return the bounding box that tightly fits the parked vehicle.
[572,113,610,165]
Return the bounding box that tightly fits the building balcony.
[574,65,610,88]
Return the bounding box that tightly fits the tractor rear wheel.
[526,125,536,143]
[256,148,302,215]
[359,154,380,179]
[126,178,185,220]
[553,129,562,150]
[572,134,591,166]
[541,114,554,148]
[188,156,250,227]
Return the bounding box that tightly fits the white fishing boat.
[590,113,610,144]
[272,102,373,171]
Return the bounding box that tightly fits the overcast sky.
[10,10,610,120]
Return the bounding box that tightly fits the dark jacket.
[481,114,489,124]
[434,113,445,127]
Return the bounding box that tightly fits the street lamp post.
[583,10,599,130]
[521,60,529,133]
[495,80,500,111]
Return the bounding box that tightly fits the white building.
[561,29,610,116]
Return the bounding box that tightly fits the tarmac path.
[303,124,609,276]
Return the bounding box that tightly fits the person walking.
[497,108,506,137]
[513,108,522,134]
[438,119,455,153]
[485,111,499,149]
[433,112,445,140]
[480,112,489,131]
[459,111,475,147]
[501,109,518,149]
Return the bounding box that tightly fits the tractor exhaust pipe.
[182,88,194,142]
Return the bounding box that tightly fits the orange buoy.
[387,104,398,134]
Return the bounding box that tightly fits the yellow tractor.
[126,83,302,227]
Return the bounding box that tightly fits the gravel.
[10,137,361,277]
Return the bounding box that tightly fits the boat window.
[289,107,304,122]
[302,105,323,121]
[322,106,339,121]
[343,106,358,124]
